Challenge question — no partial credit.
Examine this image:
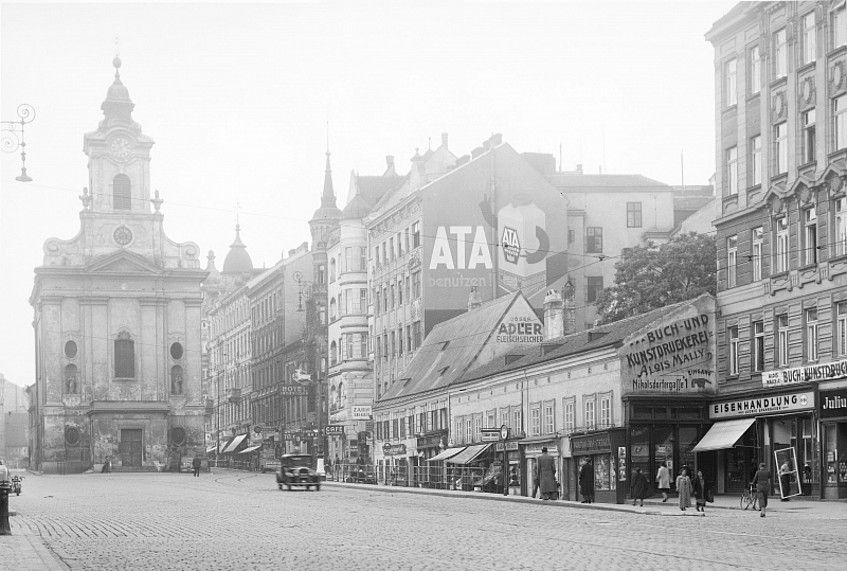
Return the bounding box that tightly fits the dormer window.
[113,174,131,210]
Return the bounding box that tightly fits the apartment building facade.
[707,0,847,498]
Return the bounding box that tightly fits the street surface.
[5,469,846,570]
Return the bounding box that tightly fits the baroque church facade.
[29,58,207,473]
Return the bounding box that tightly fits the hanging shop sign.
[619,298,716,395]
[279,385,309,396]
[324,425,345,435]
[762,359,847,388]
[819,389,847,419]
[382,443,407,456]
[352,405,373,420]
[709,390,815,420]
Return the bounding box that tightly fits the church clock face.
[113,225,134,246]
[109,136,132,160]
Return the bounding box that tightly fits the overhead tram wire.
[13,179,729,264]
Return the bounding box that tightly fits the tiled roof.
[459,294,712,384]
[377,293,522,404]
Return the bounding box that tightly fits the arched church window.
[114,331,135,378]
[113,174,132,210]
[64,364,78,394]
[171,365,184,395]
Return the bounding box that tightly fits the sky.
[0,0,737,387]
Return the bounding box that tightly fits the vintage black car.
[276,454,320,491]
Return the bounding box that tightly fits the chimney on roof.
[386,155,394,169]
[288,248,296,257]
[543,290,564,340]
[576,163,583,174]
[467,286,483,312]
[490,133,502,146]
[441,133,448,148]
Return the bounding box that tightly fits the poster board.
[774,447,802,499]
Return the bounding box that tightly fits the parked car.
[276,454,320,491]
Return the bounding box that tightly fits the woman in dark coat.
[692,469,710,513]
[631,467,650,507]
[579,458,595,503]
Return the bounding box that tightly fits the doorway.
[119,429,143,467]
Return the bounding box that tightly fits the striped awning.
[445,444,492,465]
[239,445,261,454]
[427,446,465,462]
[222,433,247,453]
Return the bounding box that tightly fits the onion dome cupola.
[222,224,254,275]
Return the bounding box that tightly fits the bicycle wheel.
[752,495,759,511]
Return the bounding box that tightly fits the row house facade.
[707,1,847,498]
[375,289,718,503]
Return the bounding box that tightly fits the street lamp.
[1,103,35,182]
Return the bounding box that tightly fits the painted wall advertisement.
[619,296,716,394]
[421,145,568,326]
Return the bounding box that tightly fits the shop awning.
[239,445,261,454]
[428,446,466,462]
[218,439,233,454]
[692,418,756,452]
[222,433,247,453]
[446,443,492,465]
[206,446,217,454]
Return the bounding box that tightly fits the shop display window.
[593,454,615,491]
[801,418,819,485]
[824,423,847,485]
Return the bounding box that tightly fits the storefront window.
[801,418,819,485]
[653,425,675,482]
[593,454,614,491]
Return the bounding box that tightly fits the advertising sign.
[762,359,847,388]
[709,391,815,420]
[774,447,802,499]
[352,405,372,420]
[620,297,716,394]
[382,443,407,456]
[819,389,847,419]
[421,144,568,324]
[279,385,309,396]
[324,425,345,435]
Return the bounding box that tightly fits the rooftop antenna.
[558,142,562,173]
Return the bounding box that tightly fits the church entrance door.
[119,429,143,467]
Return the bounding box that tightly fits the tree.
[595,232,716,324]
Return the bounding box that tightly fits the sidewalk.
[324,479,847,517]
[0,533,68,570]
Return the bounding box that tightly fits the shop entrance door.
[119,429,143,467]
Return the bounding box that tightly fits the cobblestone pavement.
[4,470,846,570]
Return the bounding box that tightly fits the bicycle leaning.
[740,483,760,511]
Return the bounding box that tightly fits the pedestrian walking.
[192,456,202,477]
[676,467,692,511]
[536,447,557,501]
[691,469,710,513]
[752,462,771,518]
[579,457,595,503]
[631,467,649,507]
[656,461,670,502]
